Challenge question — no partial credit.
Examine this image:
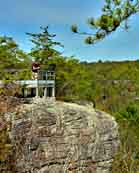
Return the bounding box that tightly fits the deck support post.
[24,88,28,97]
[44,87,47,98]
[52,86,55,97]
[36,87,39,97]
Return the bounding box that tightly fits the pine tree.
[71,0,139,44]
[26,26,63,65]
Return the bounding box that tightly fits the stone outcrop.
[5,98,119,173]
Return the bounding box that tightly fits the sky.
[0,0,139,62]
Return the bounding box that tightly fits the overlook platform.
[0,69,56,98]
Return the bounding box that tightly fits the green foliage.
[0,36,30,82]
[117,103,139,126]
[71,0,139,44]
[27,26,63,64]
[50,56,95,101]
[111,102,139,173]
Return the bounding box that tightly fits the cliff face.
[5,98,119,173]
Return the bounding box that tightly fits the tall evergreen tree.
[26,26,63,65]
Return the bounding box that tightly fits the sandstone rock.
[5,98,119,173]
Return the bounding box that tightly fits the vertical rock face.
[7,99,119,173]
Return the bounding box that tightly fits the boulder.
[5,98,119,173]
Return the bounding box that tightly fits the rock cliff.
[5,98,119,173]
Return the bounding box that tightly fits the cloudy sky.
[0,0,138,62]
